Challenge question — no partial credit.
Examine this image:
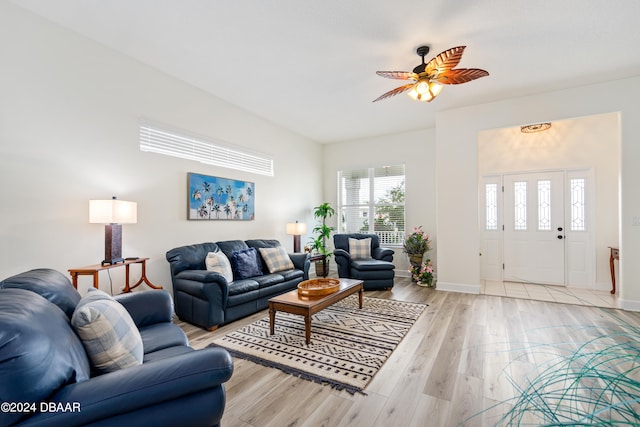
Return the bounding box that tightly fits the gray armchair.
[333,233,395,290]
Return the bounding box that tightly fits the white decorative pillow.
[259,246,295,273]
[349,237,372,259]
[205,251,234,283]
[71,289,143,375]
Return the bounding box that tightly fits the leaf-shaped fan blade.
[432,68,489,85]
[376,71,418,81]
[372,83,415,102]
[424,46,466,75]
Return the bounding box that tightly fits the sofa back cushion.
[0,288,90,426]
[216,240,249,260]
[166,242,220,276]
[0,268,81,318]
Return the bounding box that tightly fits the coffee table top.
[269,278,363,308]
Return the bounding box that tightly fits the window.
[570,178,586,231]
[139,120,274,176]
[337,165,405,245]
[485,183,498,230]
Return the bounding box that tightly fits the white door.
[503,171,566,285]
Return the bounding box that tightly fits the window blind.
[139,121,274,176]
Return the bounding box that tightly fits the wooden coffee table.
[268,278,364,345]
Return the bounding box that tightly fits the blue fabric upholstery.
[333,233,396,290]
[0,268,233,427]
[167,239,310,330]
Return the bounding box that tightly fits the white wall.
[437,77,640,310]
[0,2,323,294]
[478,113,620,289]
[323,128,436,280]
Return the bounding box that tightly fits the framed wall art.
[188,172,255,220]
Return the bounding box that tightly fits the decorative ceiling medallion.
[520,122,552,133]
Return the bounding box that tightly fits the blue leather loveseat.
[166,239,310,331]
[0,268,233,427]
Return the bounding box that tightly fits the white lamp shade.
[89,199,137,224]
[286,222,307,235]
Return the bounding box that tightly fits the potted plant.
[308,202,335,277]
[403,226,431,267]
[409,259,435,287]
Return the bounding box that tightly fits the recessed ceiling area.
[10,0,640,143]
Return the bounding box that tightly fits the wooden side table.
[309,254,328,277]
[68,257,162,293]
[608,246,619,295]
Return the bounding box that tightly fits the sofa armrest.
[173,270,229,300]
[114,290,174,328]
[373,247,394,262]
[289,252,310,279]
[23,347,234,427]
[333,248,351,278]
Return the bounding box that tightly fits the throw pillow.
[349,237,372,259]
[205,251,234,282]
[71,288,143,375]
[231,247,263,280]
[259,246,294,273]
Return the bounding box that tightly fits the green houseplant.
[308,202,335,276]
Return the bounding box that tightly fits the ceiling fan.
[374,45,489,103]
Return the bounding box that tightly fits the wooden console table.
[609,246,619,295]
[69,257,162,293]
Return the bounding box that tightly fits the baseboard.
[436,281,481,294]
[619,298,640,312]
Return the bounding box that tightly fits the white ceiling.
[11,0,640,143]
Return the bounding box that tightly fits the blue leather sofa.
[166,239,310,331]
[0,268,234,427]
[333,233,395,290]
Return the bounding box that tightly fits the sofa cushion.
[71,289,144,375]
[230,248,263,280]
[259,246,294,273]
[0,268,81,318]
[349,237,372,259]
[253,273,285,289]
[205,251,234,282]
[228,279,260,296]
[0,288,90,427]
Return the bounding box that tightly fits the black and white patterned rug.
[210,295,427,394]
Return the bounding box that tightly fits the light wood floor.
[178,277,640,427]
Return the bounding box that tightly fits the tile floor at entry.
[481,280,618,308]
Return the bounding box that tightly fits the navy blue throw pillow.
[231,248,263,280]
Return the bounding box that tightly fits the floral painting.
[188,173,255,220]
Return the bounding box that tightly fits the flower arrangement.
[403,226,431,255]
[409,260,435,287]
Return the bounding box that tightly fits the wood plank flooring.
[178,277,640,427]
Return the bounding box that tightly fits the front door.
[503,171,565,285]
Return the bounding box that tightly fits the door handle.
[557,235,564,239]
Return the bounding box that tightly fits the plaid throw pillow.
[205,251,234,283]
[259,246,294,273]
[349,237,372,259]
[71,289,143,375]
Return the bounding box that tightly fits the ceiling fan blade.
[376,71,418,80]
[424,46,466,75]
[372,83,415,102]
[433,68,489,85]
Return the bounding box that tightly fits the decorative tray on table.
[297,278,341,297]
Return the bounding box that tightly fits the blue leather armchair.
[0,268,233,427]
[333,233,395,290]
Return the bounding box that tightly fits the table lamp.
[89,196,137,265]
[286,221,307,253]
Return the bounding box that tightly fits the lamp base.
[101,257,125,266]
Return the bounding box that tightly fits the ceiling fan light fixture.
[520,122,552,133]
[408,80,442,102]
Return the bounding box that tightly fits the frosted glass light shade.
[286,221,307,235]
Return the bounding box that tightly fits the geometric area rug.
[210,295,427,394]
